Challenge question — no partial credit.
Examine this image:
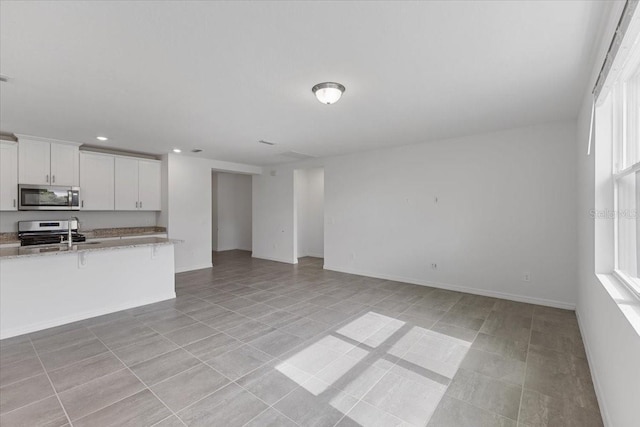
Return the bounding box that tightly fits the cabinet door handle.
[52,175,55,184]
[139,201,142,209]
[13,199,16,208]
[46,174,49,183]
[135,201,139,208]
[81,200,84,208]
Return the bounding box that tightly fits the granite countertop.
[0,237,180,260]
[83,226,167,239]
[0,227,167,245]
[0,233,19,244]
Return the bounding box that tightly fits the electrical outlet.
[431,263,438,270]
[522,273,531,282]
[78,252,88,269]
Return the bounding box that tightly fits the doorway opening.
[211,171,252,265]
[294,167,325,263]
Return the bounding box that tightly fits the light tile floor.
[0,251,603,426]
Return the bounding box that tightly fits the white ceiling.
[0,1,610,165]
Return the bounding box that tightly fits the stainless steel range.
[18,219,86,246]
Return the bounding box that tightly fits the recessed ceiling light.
[173,148,182,153]
[312,82,345,105]
[96,136,108,141]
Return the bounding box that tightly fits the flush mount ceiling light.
[96,136,108,141]
[172,148,182,153]
[312,82,345,105]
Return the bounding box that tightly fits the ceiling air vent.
[279,151,315,160]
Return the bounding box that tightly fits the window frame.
[611,43,640,297]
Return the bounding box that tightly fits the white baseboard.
[215,246,252,252]
[252,253,297,264]
[0,293,176,339]
[175,263,213,273]
[575,309,611,427]
[299,252,324,259]
[323,264,576,310]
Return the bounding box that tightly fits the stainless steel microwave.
[18,185,81,211]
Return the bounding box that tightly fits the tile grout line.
[516,312,535,425]
[149,414,179,427]
[240,405,301,427]
[446,394,520,425]
[0,362,45,389]
[314,308,449,426]
[83,329,190,427]
[171,293,373,424]
[147,331,290,425]
[445,302,528,424]
[0,394,64,418]
[187,273,474,427]
[330,319,437,426]
[26,337,75,427]
[5,260,561,426]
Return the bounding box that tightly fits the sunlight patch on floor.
[274,311,474,426]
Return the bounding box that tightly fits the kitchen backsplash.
[0,211,159,233]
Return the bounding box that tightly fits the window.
[611,35,640,294]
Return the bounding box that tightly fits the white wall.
[215,172,252,251]
[253,168,296,264]
[325,122,577,307]
[0,211,157,233]
[295,168,324,258]
[574,3,640,426]
[253,121,578,307]
[576,89,640,427]
[162,154,261,273]
[211,172,218,250]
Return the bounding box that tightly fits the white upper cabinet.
[15,135,160,212]
[18,137,80,186]
[114,157,161,211]
[18,139,50,185]
[114,157,139,210]
[50,143,79,186]
[79,152,115,210]
[137,160,161,211]
[0,142,18,211]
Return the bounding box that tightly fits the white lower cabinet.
[0,243,176,338]
[79,152,115,210]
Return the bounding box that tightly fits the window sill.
[596,273,640,337]
[613,270,640,299]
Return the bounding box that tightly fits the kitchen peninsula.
[0,237,178,339]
